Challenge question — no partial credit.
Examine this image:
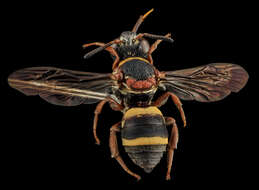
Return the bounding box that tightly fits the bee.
[8,9,249,181]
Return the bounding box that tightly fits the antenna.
[132,8,154,33]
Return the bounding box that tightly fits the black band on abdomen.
[121,114,168,139]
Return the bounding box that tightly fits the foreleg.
[83,42,120,69]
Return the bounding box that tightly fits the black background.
[2,4,256,189]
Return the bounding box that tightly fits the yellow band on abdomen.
[122,137,168,146]
[124,106,163,120]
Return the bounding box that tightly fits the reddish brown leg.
[147,33,172,64]
[147,54,154,65]
[93,98,123,145]
[109,122,141,181]
[152,92,186,127]
[82,42,105,48]
[165,117,179,180]
[112,57,121,70]
[149,33,171,54]
[82,42,120,69]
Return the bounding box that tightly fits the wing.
[160,63,249,102]
[8,67,115,106]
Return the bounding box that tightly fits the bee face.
[119,31,139,46]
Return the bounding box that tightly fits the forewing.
[161,63,249,102]
[8,67,114,106]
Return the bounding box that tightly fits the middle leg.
[93,98,124,145]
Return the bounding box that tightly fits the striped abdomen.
[121,107,168,173]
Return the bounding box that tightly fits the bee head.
[119,31,139,46]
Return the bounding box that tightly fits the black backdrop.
[2,4,256,189]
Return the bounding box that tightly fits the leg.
[165,117,179,180]
[152,92,186,127]
[82,42,106,48]
[93,98,123,145]
[82,42,120,69]
[149,33,172,54]
[147,33,171,64]
[109,122,141,181]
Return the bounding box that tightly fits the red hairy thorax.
[126,77,156,90]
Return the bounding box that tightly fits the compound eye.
[132,39,136,43]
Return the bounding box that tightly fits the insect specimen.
[8,9,249,181]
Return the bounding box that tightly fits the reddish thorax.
[126,77,156,90]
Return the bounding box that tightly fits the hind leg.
[109,122,141,181]
[165,117,179,180]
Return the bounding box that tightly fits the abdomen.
[121,107,168,173]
